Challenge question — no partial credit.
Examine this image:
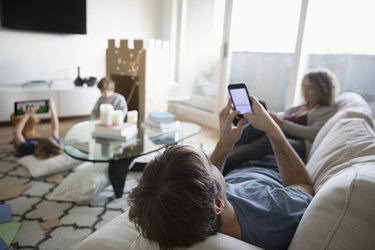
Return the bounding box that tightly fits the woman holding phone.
[223,68,340,175]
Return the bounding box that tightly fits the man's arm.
[49,99,60,139]
[210,100,245,172]
[244,96,314,196]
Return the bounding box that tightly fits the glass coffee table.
[63,120,201,198]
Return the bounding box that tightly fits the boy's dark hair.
[128,145,221,250]
[97,76,116,91]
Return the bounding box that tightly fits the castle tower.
[106,39,170,120]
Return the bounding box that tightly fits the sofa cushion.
[289,163,375,250]
[308,92,374,160]
[335,92,373,114]
[306,118,375,192]
[76,210,261,250]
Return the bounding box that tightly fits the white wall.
[0,0,167,86]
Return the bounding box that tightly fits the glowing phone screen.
[229,88,253,115]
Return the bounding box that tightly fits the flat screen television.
[0,0,86,34]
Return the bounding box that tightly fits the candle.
[127,110,138,124]
[112,110,124,125]
[100,104,114,126]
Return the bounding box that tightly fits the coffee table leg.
[108,158,133,199]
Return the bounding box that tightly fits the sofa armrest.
[76,210,139,250]
[76,210,262,250]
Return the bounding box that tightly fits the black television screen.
[0,0,86,34]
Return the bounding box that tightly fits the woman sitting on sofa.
[223,68,340,175]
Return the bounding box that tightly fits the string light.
[116,48,145,76]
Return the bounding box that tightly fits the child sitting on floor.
[91,76,128,120]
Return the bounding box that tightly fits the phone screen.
[228,86,253,116]
[14,100,49,115]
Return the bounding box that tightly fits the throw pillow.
[47,163,109,202]
[18,153,81,178]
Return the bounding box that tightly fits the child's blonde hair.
[33,138,62,159]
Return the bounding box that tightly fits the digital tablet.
[14,99,49,115]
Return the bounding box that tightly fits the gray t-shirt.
[225,162,312,250]
[91,92,128,119]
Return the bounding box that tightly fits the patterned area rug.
[0,143,141,250]
[0,140,211,250]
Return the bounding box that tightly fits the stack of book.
[92,122,138,140]
[144,111,177,133]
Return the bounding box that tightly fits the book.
[92,129,138,141]
[92,122,138,140]
[143,118,177,130]
[143,120,179,134]
[94,123,137,136]
[148,111,176,123]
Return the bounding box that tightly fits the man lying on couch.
[128,96,314,250]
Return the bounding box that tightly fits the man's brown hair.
[128,145,221,250]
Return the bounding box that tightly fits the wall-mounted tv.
[0,0,86,34]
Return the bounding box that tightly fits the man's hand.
[218,99,245,150]
[243,96,278,135]
[210,99,245,172]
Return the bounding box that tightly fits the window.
[303,0,375,114]
[229,0,302,111]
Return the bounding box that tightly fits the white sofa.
[77,92,375,250]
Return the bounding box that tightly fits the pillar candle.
[127,110,138,124]
[112,110,124,125]
[100,104,114,126]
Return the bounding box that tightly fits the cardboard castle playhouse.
[106,39,170,121]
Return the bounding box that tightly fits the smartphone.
[228,83,253,118]
[14,99,49,115]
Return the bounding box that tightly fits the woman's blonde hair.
[33,138,62,159]
[303,68,340,106]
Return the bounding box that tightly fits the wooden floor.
[0,116,219,149]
